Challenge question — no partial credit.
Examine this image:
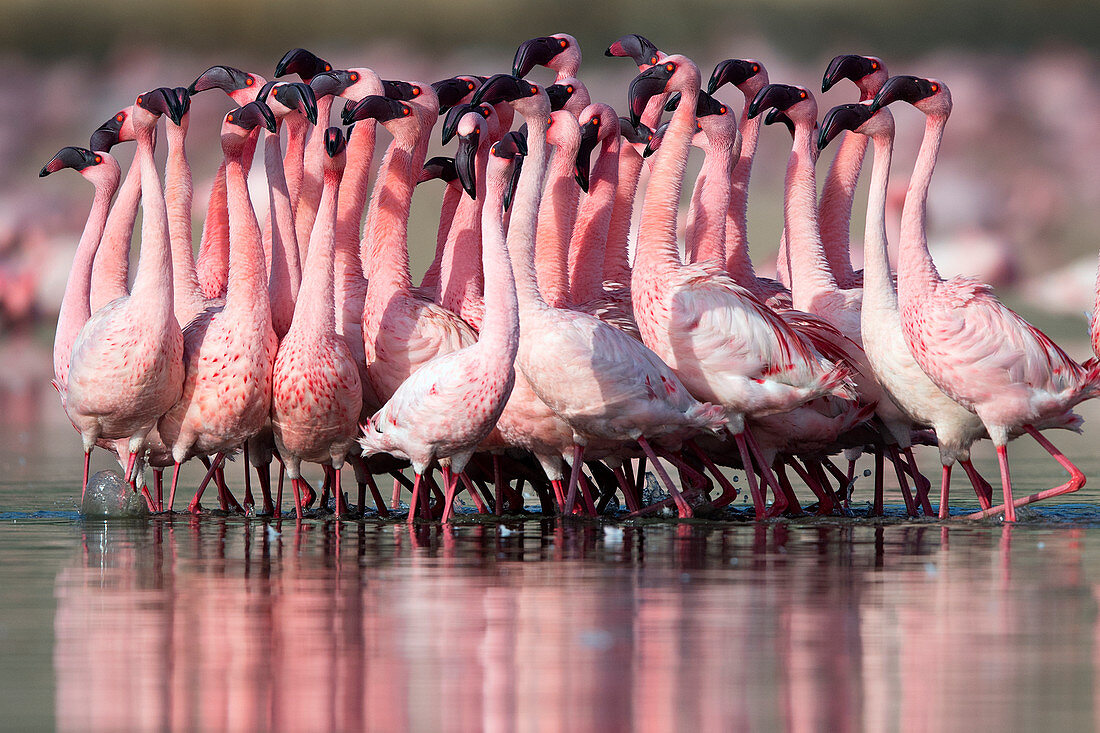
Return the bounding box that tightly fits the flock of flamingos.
[40,32,1100,524]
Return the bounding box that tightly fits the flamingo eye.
[650,56,657,65]
[752,64,759,72]
[799,90,807,99]
[566,85,574,93]
[137,96,143,104]
[720,106,727,114]
[402,106,411,116]
[871,61,879,70]
[529,84,537,94]
[547,117,553,126]
[412,86,421,96]
[559,39,567,48]
[226,114,234,122]
[94,155,102,163]
[324,64,332,72]
[116,113,125,122]
[930,83,939,93]
[592,118,599,126]
[350,72,359,82]
[245,77,254,86]
[665,63,675,72]
[467,82,475,90]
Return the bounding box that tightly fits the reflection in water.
[53,518,1100,731]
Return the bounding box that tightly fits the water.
[6,381,1100,730]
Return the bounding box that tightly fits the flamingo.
[512,34,581,82]
[626,57,857,519]
[417,156,464,299]
[536,108,582,308]
[87,107,140,314]
[472,73,727,518]
[871,75,1100,522]
[42,147,120,402]
[818,101,995,517]
[360,133,524,522]
[157,101,279,513]
[272,128,363,519]
[65,88,186,503]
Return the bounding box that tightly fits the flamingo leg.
[966,426,1085,520]
[733,432,766,520]
[788,458,832,516]
[291,477,304,520]
[80,450,91,507]
[154,470,164,512]
[821,457,852,508]
[189,453,226,514]
[903,447,934,516]
[562,444,585,516]
[215,465,244,513]
[493,456,505,516]
[467,476,491,514]
[886,445,918,517]
[255,463,274,516]
[168,462,182,514]
[332,466,349,519]
[299,475,317,509]
[275,463,284,519]
[774,462,804,517]
[744,429,789,518]
[407,473,423,524]
[441,466,458,522]
[577,471,598,517]
[687,440,739,509]
[363,470,388,518]
[960,459,994,509]
[550,479,566,511]
[634,456,648,501]
[613,466,642,513]
[637,437,693,519]
[872,449,884,516]
[392,477,403,511]
[939,464,952,520]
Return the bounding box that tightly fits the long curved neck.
[90,152,140,311]
[897,114,947,302]
[784,118,837,311]
[165,122,205,326]
[440,142,489,322]
[603,144,644,285]
[283,116,308,211]
[292,165,341,338]
[129,125,174,317]
[224,139,270,321]
[336,117,378,248]
[569,134,620,303]
[419,182,463,297]
[362,132,417,296]
[265,127,300,339]
[479,166,520,360]
[507,113,550,312]
[296,95,334,255]
[54,172,118,386]
[635,85,697,275]
[818,130,866,287]
[725,99,761,282]
[197,135,257,300]
[861,129,897,312]
[688,131,737,266]
[535,143,580,307]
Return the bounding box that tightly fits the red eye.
[592,118,599,126]
[665,63,674,72]
[530,84,537,94]
[245,77,254,86]
[546,117,553,125]
[467,82,474,90]
[650,56,657,65]
[116,113,124,122]
[566,85,573,93]
[752,64,759,72]
[799,90,806,99]
[350,72,359,82]
[403,107,411,115]
[226,114,234,122]
[871,61,879,70]
[94,155,102,163]
[559,39,567,48]
[137,96,143,104]
[412,86,421,96]
[930,83,939,93]
[720,106,727,114]
[324,64,332,72]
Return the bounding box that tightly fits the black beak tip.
[38,165,50,178]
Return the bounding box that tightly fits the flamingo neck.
[295,96,334,250]
[818,130,867,287]
[224,144,271,319]
[165,122,205,326]
[291,167,341,338]
[603,144,644,286]
[197,135,257,300]
[265,128,301,339]
[569,133,620,303]
[439,140,488,324]
[897,113,946,302]
[479,165,520,361]
[336,117,378,246]
[536,141,581,307]
[129,126,174,314]
[90,152,140,311]
[54,171,118,387]
[362,133,417,296]
[507,113,550,313]
[689,131,737,266]
[784,119,837,311]
[860,129,897,314]
[726,102,761,282]
[420,182,463,298]
[283,115,308,210]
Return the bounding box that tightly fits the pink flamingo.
[360,133,524,522]
[626,57,853,518]
[87,108,140,314]
[512,33,582,82]
[818,55,890,289]
[536,109,582,308]
[42,147,120,402]
[417,156,464,299]
[819,100,995,517]
[272,128,363,519]
[157,101,279,513]
[472,73,727,518]
[65,89,185,501]
[872,75,1100,521]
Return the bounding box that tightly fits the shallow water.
[5,385,1100,731]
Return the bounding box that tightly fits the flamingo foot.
[966,427,1085,520]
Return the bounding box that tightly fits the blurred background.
[4,0,1100,390]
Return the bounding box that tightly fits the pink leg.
[733,432,766,520]
[886,445,918,517]
[967,426,1085,520]
[275,464,284,519]
[243,443,254,512]
[332,466,349,519]
[821,457,851,508]
[577,471,598,516]
[744,429,789,517]
[939,464,951,520]
[903,447,934,516]
[154,470,164,512]
[613,466,642,513]
[634,456,647,501]
[168,462,182,514]
[215,466,244,513]
[493,456,505,515]
[298,475,317,509]
[562,444,585,516]
[774,463,804,517]
[656,447,710,496]
[788,458,832,516]
[392,477,403,511]
[291,477,304,520]
[960,459,994,509]
[188,453,226,514]
[441,466,459,522]
[255,463,274,515]
[363,471,389,518]
[637,437,693,518]
[80,450,91,506]
[461,475,490,514]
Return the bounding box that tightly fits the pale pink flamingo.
[546,77,591,119]
[65,89,185,501]
[536,109,582,308]
[512,34,582,82]
[706,58,791,306]
[88,108,139,314]
[345,93,477,405]
[272,128,363,519]
[157,101,279,513]
[417,156,463,299]
[360,133,524,522]
[472,73,727,518]
[601,117,653,292]
[818,101,994,517]
[42,147,120,401]
[626,57,854,519]
[817,55,890,289]
[872,75,1100,521]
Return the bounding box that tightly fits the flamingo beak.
[342,95,410,125]
[89,111,128,152]
[513,36,563,79]
[605,34,660,68]
[40,146,98,176]
[747,84,806,120]
[189,65,253,96]
[627,62,674,127]
[707,59,760,95]
[441,104,473,145]
[574,118,600,193]
[870,75,937,112]
[643,122,669,158]
[275,48,331,82]
[420,156,458,185]
[822,55,874,93]
[455,126,480,200]
[471,74,537,106]
[324,127,347,157]
[818,103,874,150]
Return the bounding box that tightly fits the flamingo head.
[821,55,888,99]
[818,101,893,150]
[261,81,318,124]
[134,87,186,132]
[89,107,136,152]
[643,118,705,157]
[627,55,701,126]
[341,95,415,144]
[574,103,618,192]
[382,79,423,102]
[513,33,580,79]
[189,65,264,105]
[419,156,458,185]
[39,146,119,189]
[708,59,767,99]
[433,75,479,114]
[764,108,795,137]
[441,102,491,145]
[546,76,589,116]
[605,34,662,70]
[472,74,547,120]
[870,75,951,117]
[274,48,332,82]
[454,110,488,199]
[748,83,816,127]
[619,117,654,156]
[309,69,362,102]
[490,131,527,211]
[545,110,580,160]
[221,101,277,154]
[323,127,347,170]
